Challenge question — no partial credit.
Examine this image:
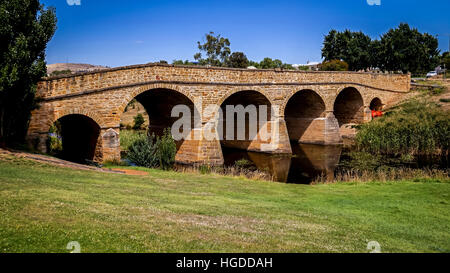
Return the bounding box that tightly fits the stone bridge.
[27,63,410,165]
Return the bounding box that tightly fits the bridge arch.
[284,89,327,143]
[49,114,102,163]
[219,90,273,152]
[216,88,274,111]
[52,108,105,131]
[333,86,365,126]
[119,85,202,164]
[369,97,383,111]
[117,83,196,115]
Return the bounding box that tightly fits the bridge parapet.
[37,64,410,99]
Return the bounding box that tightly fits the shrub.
[50,69,72,76]
[132,114,145,130]
[126,129,176,170]
[120,130,146,151]
[355,99,450,157]
[126,134,157,168]
[319,60,349,71]
[154,129,177,170]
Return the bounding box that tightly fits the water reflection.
[222,143,342,184]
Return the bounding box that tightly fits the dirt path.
[0,148,147,175]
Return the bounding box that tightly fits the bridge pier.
[285,111,342,145]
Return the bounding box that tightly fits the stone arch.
[284,89,327,143]
[51,114,102,163]
[333,86,365,126]
[369,97,383,111]
[334,85,367,107]
[216,87,275,112]
[281,88,327,116]
[218,90,273,152]
[51,108,105,132]
[117,84,202,164]
[117,83,196,116]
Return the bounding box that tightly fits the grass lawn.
[0,155,449,253]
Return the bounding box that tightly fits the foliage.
[172,59,196,66]
[50,70,71,77]
[124,99,137,112]
[322,23,440,74]
[355,99,450,157]
[46,122,62,155]
[226,52,249,68]
[297,65,310,71]
[132,113,145,130]
[120,129,146,151]
[127,129,176,170]
[154,129,177,170]
[123,133,157,168]
[319,60,349,71]
[377,23,440,74]
[194,32,231,66]
[441,52,450,69]
[322,30,371,71]
[0,0,57,146]
[253,57,295,70]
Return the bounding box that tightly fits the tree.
[172,59,195,66]
[319,60,349,71]
[322,23,440,74]
[259,57,282,69]
[0,0,57,146]
[442,52,450,70]
[194,32,231,66]
[133,114,145,130]
[226,52,249,68]
[377,23,439,74]
[322,30,372,71]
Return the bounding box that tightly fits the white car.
[426,71,438,78]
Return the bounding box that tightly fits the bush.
[132,114,145,130]
[355,99,450,157]
[50,69,72,77]
[319,60,349,71]
[120,130,146,151]
[126,129,176,170]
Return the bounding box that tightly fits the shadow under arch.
[370,97,383,111]
[333,87,364,126]
[49,114,101,163]
[284,89,326,144]
[219,90,272,152]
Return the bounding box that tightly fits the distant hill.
[46,63,109,76]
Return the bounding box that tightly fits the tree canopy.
[226,52,249,68]
[0,0,57,146]
[194,32,231,66]
[322,23,440,74]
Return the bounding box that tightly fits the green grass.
[0,156,449,253]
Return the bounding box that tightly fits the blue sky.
[42,0,450,67]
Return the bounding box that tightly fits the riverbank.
[0,154,449,253]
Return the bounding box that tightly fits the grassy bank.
[0,155,449,253]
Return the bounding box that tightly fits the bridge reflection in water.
[222,144,343,184]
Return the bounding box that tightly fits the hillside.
[46,63,109,76]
